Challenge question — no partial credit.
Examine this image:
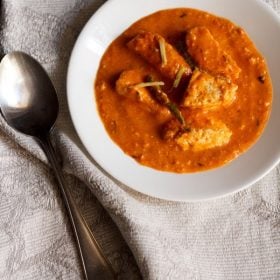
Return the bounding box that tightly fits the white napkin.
[0,0,280,279]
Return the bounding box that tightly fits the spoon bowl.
[0,52,58,136]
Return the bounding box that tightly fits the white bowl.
[67,0,280,201]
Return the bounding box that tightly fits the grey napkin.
[0,0,280,279]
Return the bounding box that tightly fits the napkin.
[0,0,280,279]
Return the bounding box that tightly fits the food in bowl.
[94,8,272,173]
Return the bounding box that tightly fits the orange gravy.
[94,8,272,173]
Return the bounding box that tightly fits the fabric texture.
[0,0,280,279]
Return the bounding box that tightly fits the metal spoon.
[0,51,116,280]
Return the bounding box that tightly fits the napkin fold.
[0,0,280,279]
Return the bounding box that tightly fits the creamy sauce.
[95,8,272,173]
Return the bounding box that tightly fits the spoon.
[0,51,116,280]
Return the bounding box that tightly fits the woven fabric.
[0,1,279,279]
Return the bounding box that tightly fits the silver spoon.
[0,51,116,280]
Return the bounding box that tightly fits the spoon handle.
[37,134,116,280]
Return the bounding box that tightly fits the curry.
[94,8,272,173]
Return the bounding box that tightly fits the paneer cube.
[176,121,232,151]
[182,69,238,109]
[128,31,192,82]
[115,69,170,116]
[186,27,241,81]
[162,114,232,151]
[116,69,150,102]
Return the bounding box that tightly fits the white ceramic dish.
[67,0,280,201]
